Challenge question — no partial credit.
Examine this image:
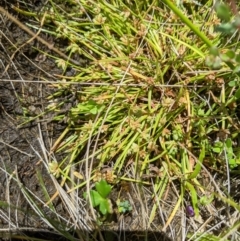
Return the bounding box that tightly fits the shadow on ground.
[1,230,173,241]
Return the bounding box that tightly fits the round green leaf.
[215,3,231,22]
[99,199,113,215]
[95,179,112,198]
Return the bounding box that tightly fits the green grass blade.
[188,144,205,179]
[162,0,213,47]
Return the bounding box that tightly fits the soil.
[0,1,239,241]
[0,0,76,237]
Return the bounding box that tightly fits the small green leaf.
[226,50,235,59]
[225,138,232,149]
[215,3,231,22]
[228,80,237,87]
[233,66,240,74]
[197,109,205,116]
[95,180,112,198]
[99,199,113,215]
[235,54,240,63]
[88,190,104,207]
[89,106,98,115]
[212,141,223,153]
[215,23,236,34]
[231,158,240,169]
[228,159,237,169]
[235,88,240,99]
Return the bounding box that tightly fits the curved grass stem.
[162,0,213,48]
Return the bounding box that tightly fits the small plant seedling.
[211,140,224,154]
[212,138,240,169]
[84,179,113,216]
[117,199,132,214]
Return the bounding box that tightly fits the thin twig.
[0,139,35,157]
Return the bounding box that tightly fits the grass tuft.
[3,0,240,240]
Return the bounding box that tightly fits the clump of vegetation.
[2,0,240,240]
[83,179,132,218]
[117,199,132,214]
[84,179,113,216]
